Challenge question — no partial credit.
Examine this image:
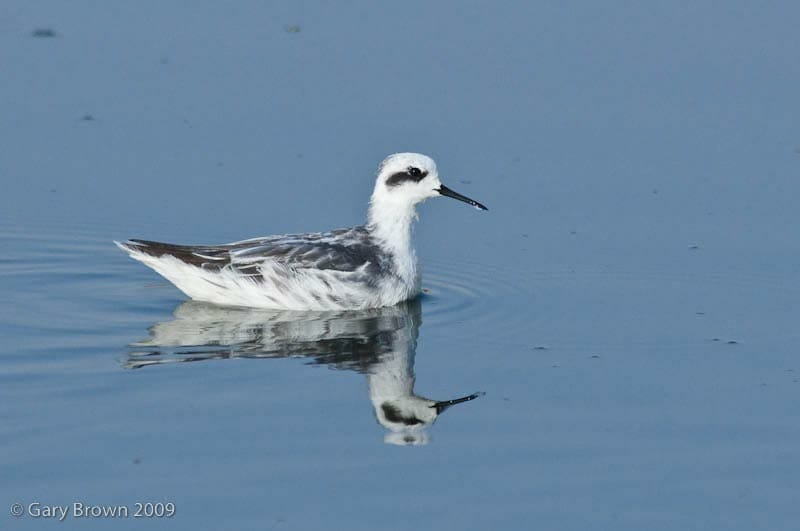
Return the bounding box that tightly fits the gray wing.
[126,226,391,280]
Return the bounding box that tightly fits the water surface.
[2,2,800,530]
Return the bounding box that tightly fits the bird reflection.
[125,298,482,445]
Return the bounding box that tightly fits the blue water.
[2,2,800,530]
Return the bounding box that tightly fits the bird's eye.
[386,166,427,187]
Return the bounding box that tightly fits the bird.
[116,153,487,310]
[125,298,483,445]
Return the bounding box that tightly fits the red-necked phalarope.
[116,153,487,310]
[126,299,484,445]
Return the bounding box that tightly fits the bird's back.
[116,226,413,310]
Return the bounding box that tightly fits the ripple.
[4,223,797,354]
[420,259,800,351]
[420,257,532,331]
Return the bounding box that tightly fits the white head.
[368,153,487,224]
[373,392,485,446]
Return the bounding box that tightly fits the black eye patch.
[381,403,424,425]
[386,167,429,187]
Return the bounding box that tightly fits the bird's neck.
[367,198,418,280]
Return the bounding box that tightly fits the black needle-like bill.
[437,185,488,211]
[432,391,485,414]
